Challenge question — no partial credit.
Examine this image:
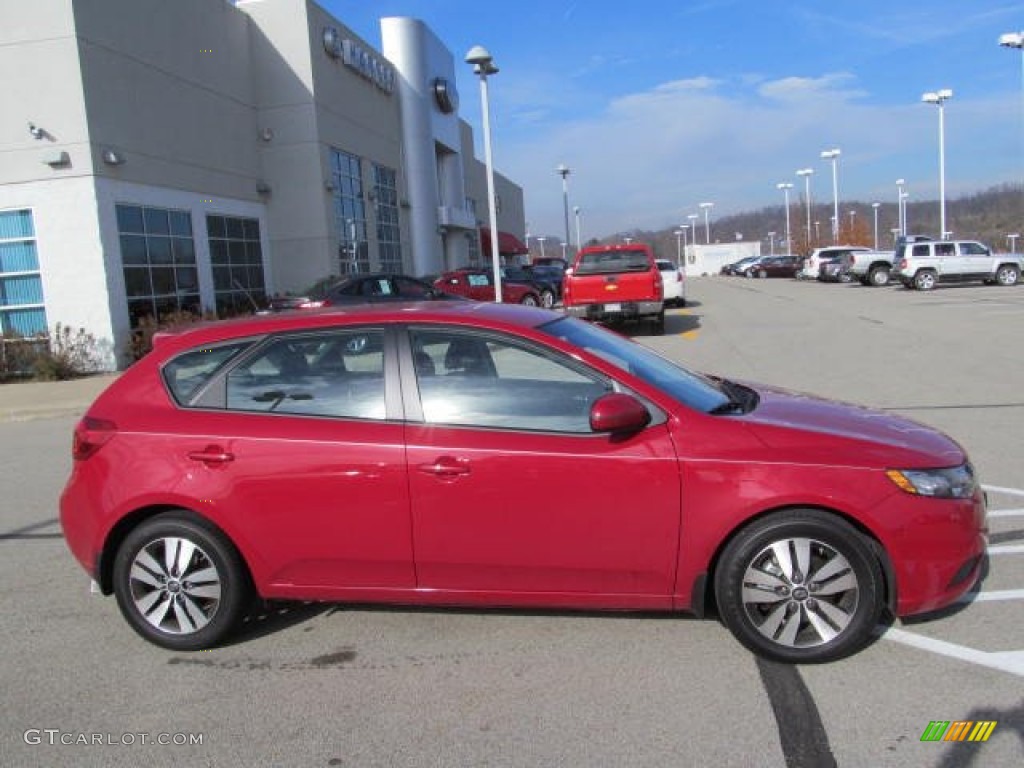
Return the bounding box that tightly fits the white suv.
[797,246,871,281]
[892,240,1022,290]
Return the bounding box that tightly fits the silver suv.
[892,240,1022,290]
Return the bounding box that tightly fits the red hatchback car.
[60,303,986,663]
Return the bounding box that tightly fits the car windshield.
[538,316,732,413]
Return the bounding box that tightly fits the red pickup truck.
[562,243,665,334]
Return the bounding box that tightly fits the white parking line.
[988,508,1024,517]
[958,589,1024,603]
[983,484,1024,497]
[988,545,1024,555]
[883,628,1024,678]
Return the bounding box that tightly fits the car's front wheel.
[113,512,250,650]
[714,509,884,663]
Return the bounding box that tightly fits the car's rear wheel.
[913,270,937,291]
[714,509,884,663]
[113,512,250,650]
[519,293,540,307]
[868,266,890,287]
[995,265,1019,286]
[539,288,556,308]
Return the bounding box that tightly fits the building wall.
[0,0,526,370]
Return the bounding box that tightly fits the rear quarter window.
[162,342,251,404]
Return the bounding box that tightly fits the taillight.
[72,417,117,460]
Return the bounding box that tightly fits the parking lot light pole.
[699,202,714,244]
[673,229,683,264]
[1008,232,1021,253]
[537,236,546,258]
[820,149,841,244]
[896,178,906,236]
[999,33,1024,191]
[872,202,881,250]
[573,206,582,251]
[796,168,813,249]
[776,183,793,253]
[922,89,953,241]
[556,164,572,254]
[465,45,502,301]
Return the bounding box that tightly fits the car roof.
[151,301,556,357]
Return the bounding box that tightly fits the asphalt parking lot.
[1,276,1022,767]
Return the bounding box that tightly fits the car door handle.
[417,457,470,478]
[187,446,235,464]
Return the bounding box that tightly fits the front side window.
[959,242,989,256]
[117,204,199,329]
[225,330,386,420]
[0,209,47,336]
[208,215,266,316]
[410,328,611,433]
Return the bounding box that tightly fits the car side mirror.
[590,393,651,434]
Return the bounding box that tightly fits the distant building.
[0,0,526,368]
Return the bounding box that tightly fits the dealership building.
[0,0,527,368]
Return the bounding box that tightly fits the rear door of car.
[400,325,680,604]
[934,241,959,282]
[178,327,415,592]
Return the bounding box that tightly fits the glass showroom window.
[208,214,266,316]
[330,149,369,275]
[373,163,402,272]
[0,209,48,336]
[465,197,481,267]
[117,204,199,329]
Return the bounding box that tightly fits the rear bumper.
[564,300,663,321]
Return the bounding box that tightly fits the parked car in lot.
[892,239,1022,290]
[655,259,687,306]
[531,256,570,272]
[817,258,851,282]
[501,265,559,308]
[720,256,762,276]
[268,273,456,311]
[797,246,871,281]
[60,301,986,663]
[434,269,542,305]
[743,255,802,278]
[562,243,665,333]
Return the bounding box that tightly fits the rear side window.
[575,249,651,275]
[912,244,930,257]
[163,342,251,404]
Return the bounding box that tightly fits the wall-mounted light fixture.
[41,150,70,167]
[28,123,45,140]
[256,181,272,196]
[259,127,274,142]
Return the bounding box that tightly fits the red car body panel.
[434,270,536,304]
[59,302,986,624]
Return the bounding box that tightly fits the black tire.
[868,266,890,287]
[913,270,937,291]
[539,289,556,309]
[714,509,884,663]
[995,264,1019,286]
[519,293,540,307]
[113,512,250,650]
[757,269,767,279]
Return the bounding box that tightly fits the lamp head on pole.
[465,45,498,75]
[922,89,952,105]
[820,148,840,160]
[999,32,1024,49]
[796,168,813,178]
[556,163,570,179]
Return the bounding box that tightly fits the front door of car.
[403,328,680,602]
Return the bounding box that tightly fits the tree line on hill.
[527,183,1023,261]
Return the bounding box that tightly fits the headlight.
[886,464,977,499]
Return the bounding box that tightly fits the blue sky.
[325,1,1024,240]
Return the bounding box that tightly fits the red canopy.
[479,228,529,256]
